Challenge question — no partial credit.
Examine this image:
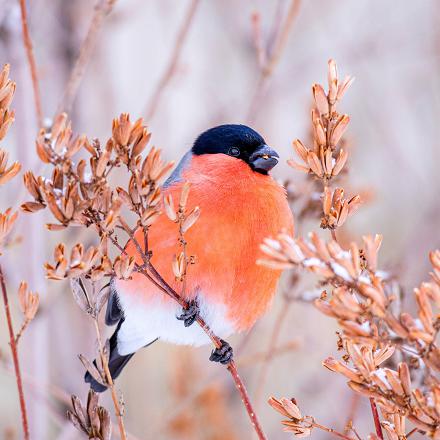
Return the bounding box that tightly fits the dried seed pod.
[312,83,329,115]
[0,150,21,185]
[172,252,186,280]
[332,148,348,176]
[0,208,18,250]
[306,151,323,177]
[164,194,177,222]
[329,114,350,147]
[181,206,200,233]
[179,182,191,209]
[17,281,39,321]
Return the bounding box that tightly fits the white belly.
[116,291,236,356]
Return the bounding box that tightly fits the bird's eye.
[229,147,240,157]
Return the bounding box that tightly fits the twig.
[247,0,301,122]
[254,296,293,405]
[14,317,31,345]
[310,421,353,440]
[92,317,127,440]
[144,0,200,120]
[116,226,268,440]
[18,0,43,126]
[406,428,419,438]
[0,264,29,440]
[344,392,361,435]
[369,397,384,440]
[57,0,117,114]
[237,339,300,368]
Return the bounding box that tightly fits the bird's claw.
[209,339,233,365]
[176,300,200,327]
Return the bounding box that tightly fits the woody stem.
[0,264,29,440]
[107,224,268,439]
[369,397,384,439]
[92,318,127,440]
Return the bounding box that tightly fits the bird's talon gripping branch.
[176,299,200,327]
[209,339,233,364]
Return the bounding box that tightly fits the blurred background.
[0,0,439,438]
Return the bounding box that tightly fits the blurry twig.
[18,0,42,127]
[0,265,29,440]
[254,293,294,406]
[57,0,117,114]
[92,317,127,440]
[237,339,300,368]
[247,0,301,122]
[369,398,384,439]
[144,0,200,121]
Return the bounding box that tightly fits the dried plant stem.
[406,428,418,438]
[262,0,301,78]
[18,0,43,126]
[108,228,268,440]
[0,264,29,440]
[57,0,117,114]
[310,421,353,440]
[14,317,31,345]
[92,318,127,440]
[144,0,200,120]
[149,266,268,439]
[254,297,292,405]
[369,398,384,439]
[345,392,361,433]
[247,0,301,122]
[238,339,299,368]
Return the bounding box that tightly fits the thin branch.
[92,315,127,440]
[0,264,29,440]
[369,397,384,440]
[254,296,293,405]
[144,0,200,121]
[237,339,300,368]
[116,224,268,440]
[247,0,301,122]
[57,0,117,115]
[14,317,31,345]
[18,0,43,126]
[310,421,354,440]
[406,428,419,438]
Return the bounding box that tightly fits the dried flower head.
[288,59,354,182]
[0,150,21,186]
[321,187,361,229]
[17,282,39,321]
[0,208,18,252]
[0,64,16,141]
[67,390,112,440]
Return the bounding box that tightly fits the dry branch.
[144,0,200,120]
[18,0,43,126]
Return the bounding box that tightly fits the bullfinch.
[86,124,294,392]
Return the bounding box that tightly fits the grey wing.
[163,150,192,189]
[105,280,123,325]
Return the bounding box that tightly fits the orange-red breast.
[86,124,293,391]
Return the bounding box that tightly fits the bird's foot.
[176,299,200,327]
[209,339,233,365]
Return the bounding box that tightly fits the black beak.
[249,145,279,173]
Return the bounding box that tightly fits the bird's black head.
[192,124,279,174]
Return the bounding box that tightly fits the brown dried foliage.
[261,60,440,439]
[67,390,112,440]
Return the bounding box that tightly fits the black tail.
[84,321,134,392]
[84,324,158,392]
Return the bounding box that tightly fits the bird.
[86,124,294,392]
